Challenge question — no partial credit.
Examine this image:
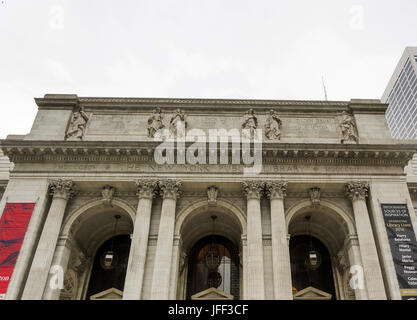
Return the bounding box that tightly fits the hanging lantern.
[100,215,121,270]
[205,245,221,271]
[305,249,322,270]
[304,215,322,270]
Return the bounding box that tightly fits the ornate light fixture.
[204,215,222,288]
[100,215,121,270]
[304,215,322,270]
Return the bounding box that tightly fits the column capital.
[242,181,264,200]
[345,181,369,201]
[48,179,75,200]
[158,179,182,200]
[136,180,158,199]
[265,181,287,200]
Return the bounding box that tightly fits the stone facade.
[0,94,416,300]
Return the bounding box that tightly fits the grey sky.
[0,0,416,139]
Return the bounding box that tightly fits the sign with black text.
[381,204,417,300]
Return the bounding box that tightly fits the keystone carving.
[310,187,321,206]
[207,186,219,206]
[101,185,115,206]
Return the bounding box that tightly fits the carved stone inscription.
[282,117,338,139]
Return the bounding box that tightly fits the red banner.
[0,203,35,299]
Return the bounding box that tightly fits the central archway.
[174,199,246,300]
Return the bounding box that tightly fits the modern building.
[381,46,417,223]
[382,46,417,140]
[0,94,416,300]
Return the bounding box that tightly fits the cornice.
[0,140,414,167]
[33,95,388,113]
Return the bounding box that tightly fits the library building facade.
[0,95,416,300]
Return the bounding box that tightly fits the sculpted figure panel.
[242,108,258,139]
[147,107,165,138]
[339,111,358,143]
[66,107,90,140]
[265,109,282,140]
[169,108,187,138]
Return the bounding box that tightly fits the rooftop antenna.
[321,76,328,101]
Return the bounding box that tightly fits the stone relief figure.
[339,111,358,143]
[265,109,282,140]
[147,107,165,138]
[169,108,187,138]
[66,107,90,140]
[242,108,258,139]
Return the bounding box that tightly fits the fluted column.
[265,181,293,300]
[123,180,158,300]
[22,179,75,300]
[242,181,265,299]
[150,180,181,300]
[346,181,386,299]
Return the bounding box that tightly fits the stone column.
[344,235,368,300]
[242,181,265,300]
[150,180,181,300]
[123,180,158,300]
[265,181,293,300]
[22,179,75,300]
[345,181,386,300]
[42,235,74,300]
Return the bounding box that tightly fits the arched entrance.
[289,235,336,299]
[286,199,357,300]
[58,198,135,300]
[86,234,131,299]
[175,199,246,300]
[186,235,240,299]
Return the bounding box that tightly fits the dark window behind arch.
[289,235,336,299]
[86,234,131,299]
[186,235,240,300]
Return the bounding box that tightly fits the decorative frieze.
[265,181,287,200]
[242,181,264,200]
[158,180,182,200]
[345,181,369,201]
[49,179,76,200]
[136,180,158,199]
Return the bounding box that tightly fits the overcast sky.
[0,0,416,138]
